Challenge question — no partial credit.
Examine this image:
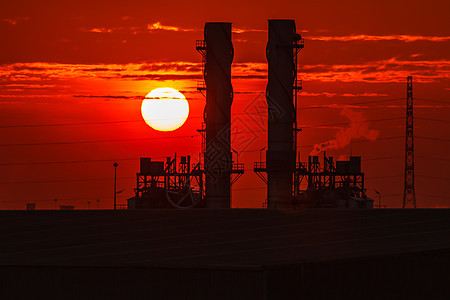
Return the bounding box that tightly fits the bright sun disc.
[141,88,189,131]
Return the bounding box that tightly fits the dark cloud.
[121,74,202,80]
[72,94,142,100]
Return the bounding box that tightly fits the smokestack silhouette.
[203,23,233,208]
[266,20,296,209]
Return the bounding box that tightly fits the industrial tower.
[196,23,235,208]
[254,20,372,209]
[265,20,303,209]
[403,76,416,208]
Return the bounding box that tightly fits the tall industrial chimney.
[266,20,297,209]
[202,23,234,208]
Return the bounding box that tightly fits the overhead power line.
[416,194,450,200]
[0,98,405,129]
[0,157,141,166]
[415,97,449,105]
[416,175,450,181]
[240,136,404,153]
[0,176,136,185]
[416,155,450,162]
[0,120,141,128]
[298,97,404,111]
[0,116,404,147]
[416,136,450,143]
[416,117,450,124]
[365,175,403,180]
[0,135,198,147]
[0,195,128,204]
[363,155,403,161]
[301,117,403,129]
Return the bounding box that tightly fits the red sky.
[1,0,449,209]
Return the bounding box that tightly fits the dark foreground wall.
[1,249,449,299]
[1,209,450,299]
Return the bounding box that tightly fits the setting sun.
[141,87,189,131]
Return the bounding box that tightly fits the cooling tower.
[266,20,296,209]
[203,23,233,208]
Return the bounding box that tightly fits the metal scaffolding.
[403,76,416,208]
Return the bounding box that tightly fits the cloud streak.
[309,34,450,42]
[0,58,449,101]
[301,58,450,83]
[301,92,388,97]
[147,22,197,32]
[146,22,266,34]
[2,17,28,25]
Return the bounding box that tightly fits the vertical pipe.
[266,20,296,209]
[204,22,233,208]
[113,162,118,210]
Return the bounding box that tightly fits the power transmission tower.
[403,76,416,208]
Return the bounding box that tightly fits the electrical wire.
[416,117,450,124]
[301,117,403,129]
[0,176,135,185]
[0,115,405,148]
[298,97,404,111]
[0,195,128,204]
[416,155,450,162]
[362,155,403,161]
[0,98,405,129]
[415,98,449,105]
[416,136,450,143]
[365,175,403,180]
[416,194,450,200]
[0,157,141,166]
[416,175,450,181]
[0,135,198,147]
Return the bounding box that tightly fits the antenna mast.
[403,76,416,208]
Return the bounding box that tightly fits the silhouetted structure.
[59,205,74,210]
[403,76,416,208]
[129,23,246,210]
[26,203,35,210]
[265,19,304,209]
[256,154,373,208]
[296,155,372,208]
[196,22,237,208]
[253,20,372,209]
[113,162,118,210]
[128,155,205,209]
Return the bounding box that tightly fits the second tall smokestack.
[266,20,296,209]
[203,22,233,208]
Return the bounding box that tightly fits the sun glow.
[141,88,189,131]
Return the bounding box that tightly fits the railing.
[116,204,128,210]
[262,198,268,209]
[294,79,302,91]
[254,162,266,169]
[196,40,206,49]
[374,204,387,209]
[294,38,304,48]
[192,163,204,171]
[197,80,206,91]
[232,163,245,172]
[296,162,308,170]
[138,181,165,188]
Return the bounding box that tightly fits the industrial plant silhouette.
[128,20,373,210]
[1,20,449,299]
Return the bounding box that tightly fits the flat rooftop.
[1,208,449,267]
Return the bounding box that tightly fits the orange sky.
[1,0,449,209]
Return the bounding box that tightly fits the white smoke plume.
[310,109,379,155]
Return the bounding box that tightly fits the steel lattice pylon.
[403,76,416,208]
